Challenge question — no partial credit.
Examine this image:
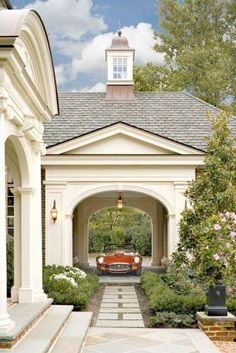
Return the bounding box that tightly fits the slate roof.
[43,92,236,151]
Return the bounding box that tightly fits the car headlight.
[98,257,105,264]
[134,256,140,264]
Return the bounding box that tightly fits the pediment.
[46,123,201,155]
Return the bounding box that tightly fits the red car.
[96,244,143,276]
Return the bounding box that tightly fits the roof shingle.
[43,92,236,151]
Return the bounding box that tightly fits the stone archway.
[58,186,173,268]
[4,134,47,304]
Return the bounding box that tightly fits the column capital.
[0,95,7,115]
[17,187,35,195]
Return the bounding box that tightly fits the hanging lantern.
[116,192,124,209]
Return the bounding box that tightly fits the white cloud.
[55,64,69,86]
[25,1,164,88]
[70,23,164,81]
[79,82,106,92]
[24,0,107,52]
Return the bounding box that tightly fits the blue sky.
[13,0,160,92]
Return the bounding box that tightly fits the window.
[7,184,14,236]
[113,57,127,79]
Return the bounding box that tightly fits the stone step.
[0,299,53,349]
[102,298,139,303]
[50,312,92,353]
[0,305,73,353]
[96,320,145,328]
[100,308,141,313]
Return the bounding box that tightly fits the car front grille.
[108,263,131,272]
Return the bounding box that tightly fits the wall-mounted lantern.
[50,200,58,223]
[116,192,124,209]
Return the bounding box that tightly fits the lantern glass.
[51,200,58,223]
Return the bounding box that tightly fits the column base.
[0,314,15,334]
[78,262,90,268]
[18,288,48,303]
[11,286,19,303]
[151,261,161,266]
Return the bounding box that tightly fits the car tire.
[96,268,103,276]
[135,269,141,276]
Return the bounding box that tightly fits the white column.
[167,214,176,257]
[18,187,35,303]
[11,189,21,303]
[63,214,73,266]
[0,109,15,333]
[174,182,188,245]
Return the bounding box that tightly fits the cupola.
[105,30,135,101]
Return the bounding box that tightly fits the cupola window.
[113,57,127,79]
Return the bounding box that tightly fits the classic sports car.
[96,244,143,275]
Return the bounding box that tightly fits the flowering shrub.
[173,112,236,286]
[43,265,99,310]
[196,211,236,284]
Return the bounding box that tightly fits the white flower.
[213,223,221,231]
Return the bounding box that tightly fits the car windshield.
[104,244,136,254]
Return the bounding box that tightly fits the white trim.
[42,154,204,166]
[46,123,203,155]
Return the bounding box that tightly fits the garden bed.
[141,271,236,328]
[43,265,99,311]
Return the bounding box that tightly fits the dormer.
[105,30,136,101]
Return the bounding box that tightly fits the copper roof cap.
[110,30,130,49]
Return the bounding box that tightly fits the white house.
[0,0,58,333]
[41,31,234,269]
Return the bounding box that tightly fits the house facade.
[0,1,58,333]
[42,32,225,268]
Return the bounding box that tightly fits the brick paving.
[215,341,236,353]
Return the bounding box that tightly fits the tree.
[134,0,236,113]
[173,111,236,284]
[89,207,152,255]
[134,64,167,92]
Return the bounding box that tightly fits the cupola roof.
[110,30,131,50]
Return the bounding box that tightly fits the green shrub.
[149,312,196,328]
[226,298,236,316]
[141,271,205,315]
[7,235,14,297]
[43,265,99,311]
[160,263,202,295]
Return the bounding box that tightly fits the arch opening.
[71,189,168,269]
[5,135,30,302]
[87,206,152,267]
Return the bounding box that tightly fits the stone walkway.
[81,283,221,352]
[82,328,220,353]
[96,285,144,328]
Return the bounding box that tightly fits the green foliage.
[134,64,169,92]
[89,207,151,256]
[173,112,236,285]
[149,312,196,328]
[134,0,236,113]
[226,298,236,316]
[7,234,14,297]
[43,265,99,311]
[157,0,236,112]
[161,263,203,295]
[141,272,205,315]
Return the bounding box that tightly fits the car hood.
[104,254,134,264]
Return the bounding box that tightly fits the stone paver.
[99,276,141,284]
[82,328,221,353]
[123,313,143,320]
[96,284,144,328]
